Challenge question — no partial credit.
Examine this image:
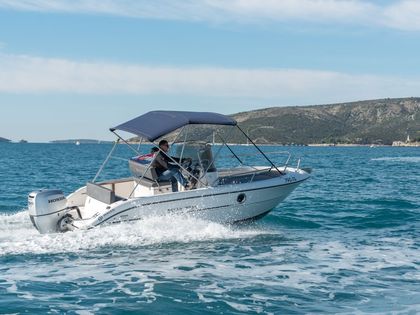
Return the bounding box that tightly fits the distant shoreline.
[1,140,419,147]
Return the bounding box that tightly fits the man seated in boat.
[152,140,191,192]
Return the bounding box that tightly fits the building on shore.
[392,134,420,147]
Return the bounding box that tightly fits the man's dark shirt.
[152,151,181,176]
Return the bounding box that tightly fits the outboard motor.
[28,189,69,234]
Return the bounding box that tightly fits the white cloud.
[207,0,377,24]
[0,0,420,30]
[0,54,419,103]
[382,0,420,31]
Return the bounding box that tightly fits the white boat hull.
[72,169,308,230]
[29,168,309,233]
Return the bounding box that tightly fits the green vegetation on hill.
[129,97,420,145]
[0,137,11,143]
[229,97,420,145]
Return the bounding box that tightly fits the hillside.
[228,98,420,145]
[0,137,11,143]
[50,139,112,144]
[128,98,420,145]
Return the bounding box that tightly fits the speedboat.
[28,111,310,234]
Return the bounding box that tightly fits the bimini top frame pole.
[92,139,120,183]
[236,125,285,175]
[92,131,143,184]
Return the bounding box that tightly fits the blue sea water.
[0,143,419,314]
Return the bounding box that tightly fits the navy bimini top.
[111,110,237,142]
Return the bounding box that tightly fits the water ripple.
[0,144,419,314]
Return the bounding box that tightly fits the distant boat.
[75,141,80,145]
[19,139,28,143]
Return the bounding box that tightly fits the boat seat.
[86,182,124,204]
[129,159,156,180]
[134,176,171,188]
[128,158,172,187]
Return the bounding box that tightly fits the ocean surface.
[0,143,419,314]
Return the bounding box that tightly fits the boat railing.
[220,150,292,171]
[217,167,273,185]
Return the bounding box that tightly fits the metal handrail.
[222,150,290,157]
[219,150,291,169]
[217,167,273,184]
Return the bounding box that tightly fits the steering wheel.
[182,157,193,168]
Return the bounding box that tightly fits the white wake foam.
[371,156,420,163]
[2,211,418,314]
[0,210,265,256]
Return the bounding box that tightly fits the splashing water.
[0,210,266,256]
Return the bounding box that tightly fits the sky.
[1,0,420,142]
